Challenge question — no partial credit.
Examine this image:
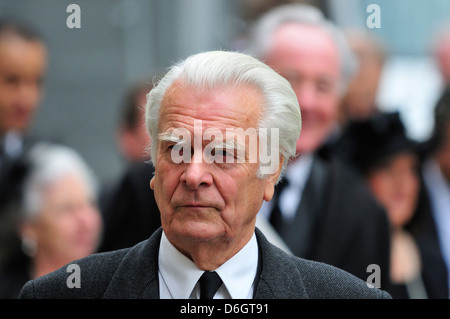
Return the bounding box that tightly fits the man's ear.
[19,222,37,243]
[263,155,284,202]
[150,176,155,190]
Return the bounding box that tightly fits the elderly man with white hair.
[19,50,390,299]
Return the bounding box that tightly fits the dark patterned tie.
[199,271,223,299]
[269,177,290,233]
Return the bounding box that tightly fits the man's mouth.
[182,203,210,208]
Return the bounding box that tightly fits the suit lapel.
[281,156,328,257]
[102,227,309,299]
[254,228,309,299]
[103,228,163,299]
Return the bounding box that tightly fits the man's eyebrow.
[158,131,188,144]
[210,139,244,152]
[159,130,247,152]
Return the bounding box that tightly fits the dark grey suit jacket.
[19,228,391,299]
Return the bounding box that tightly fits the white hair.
[245,3,358,95]
[21,143,98,221]
[145,50,302,181]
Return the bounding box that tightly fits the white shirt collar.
[158,231,259,299]
[3,131,23,159]
[158,231,203,299]
[215,233,258,299]
[284,153,314,187]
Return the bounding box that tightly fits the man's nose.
[17,81,41,109]
[74,202,100,229]
[294,83,318,112]
[180,159,213,190]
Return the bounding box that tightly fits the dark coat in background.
[273,154,392,291]
[404,176,449,299]
[98,161,161,252]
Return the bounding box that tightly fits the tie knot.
[199,271,223,299]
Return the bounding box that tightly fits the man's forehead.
[158,82,263,130]
[0,37,47,71]
[274,22,335,44]
[269,23,340,61]
[267,23,341,82]
[161,80,261,104]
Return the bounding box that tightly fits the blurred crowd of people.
[0,2,449,299]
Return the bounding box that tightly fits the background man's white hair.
[21,142,98,221]
[145,50,302,181]
[245,3,358,95]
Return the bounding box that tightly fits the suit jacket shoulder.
[311,156,391,288]
[19,248,130,299]
[98,162,161,252]
[254,228,391,299]
[19,231,160,299]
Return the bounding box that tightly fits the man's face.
[150,83,280,253]
[265,23,341,154]
[118,89,152,162]
[0,37,47,133]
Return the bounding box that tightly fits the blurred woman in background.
[0,142,102,298]
[335,112,448,299]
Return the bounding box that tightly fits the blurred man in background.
[246,3,392,290]
[115,81,152,164]
[417,81,450,296]
[405,24,450,296]
[0,20,47,202]
[0,20,48,269]
[98,80,161,252]
[0,21,46,137]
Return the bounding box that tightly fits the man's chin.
[173,221,225,243]
[296,135,324,154]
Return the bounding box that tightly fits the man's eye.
[317,80,334,93]
[219,150,230,157]
[4,75,20,86]
[168,144,184,154]
[220,149,238,163]
[212,148,233,157]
